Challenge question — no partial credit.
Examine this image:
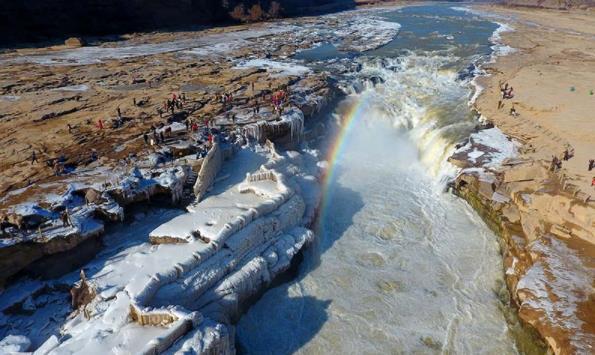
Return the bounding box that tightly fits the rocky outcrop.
[0,165,191,287]
[450,129,595,354]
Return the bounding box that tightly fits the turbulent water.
[237,5,519,354]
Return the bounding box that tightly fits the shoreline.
[450,4,595,354]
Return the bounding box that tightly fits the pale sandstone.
[456,5,595,353]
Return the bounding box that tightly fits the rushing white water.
[239,120,517,353]
[237,7,519,353]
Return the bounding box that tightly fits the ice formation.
[20,141,323,354]
[0,163,190,283]
[453,127,519,169]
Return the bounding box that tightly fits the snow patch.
[234,59,311,77]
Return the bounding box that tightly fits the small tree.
[268,1,282,19]
[248,4,265,22]
[229,4,246,22]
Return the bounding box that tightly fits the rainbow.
[317,93,371,234]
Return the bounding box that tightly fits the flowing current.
[237,5,519,354]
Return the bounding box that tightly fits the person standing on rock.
[589,159,594,171]
[90,150,98,162]
[30,151,38,164]
[116,106,122,118]
[61,210,71,227]
[550,156,560,172]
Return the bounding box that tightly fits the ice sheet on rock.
[11,203,56,219]
[490,23,516,58]
[324,14,401,52]
[454,127,518,168]
[151,150,280,244]
[163,318,232,355]
[0,334,31,353]
[56,292,172,354]
[2,25,296,66]
[0,95,20,102]
[516,237,595,352]
[51,146,317,353]
[0,203,104,248]
[156,121,186,135]
[233,59,311,77]
[49,84,90,92]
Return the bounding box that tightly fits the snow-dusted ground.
[234,59,311,77]
[0,163,188,249]
[454,127,519,169]
[515,236,595,353]
[0,208,184,350]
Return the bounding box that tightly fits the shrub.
[229,4,246,22]
[268,1,282,18]
[248,4,265,22]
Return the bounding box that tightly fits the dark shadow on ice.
[310,177,364,265]
[236,291,331,355]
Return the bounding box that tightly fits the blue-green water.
[294,5,498,64]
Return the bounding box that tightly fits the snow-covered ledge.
[41,140,323,354]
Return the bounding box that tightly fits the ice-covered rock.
[193,142,223,202]
[0,334,31,353]
[37,141,322,354]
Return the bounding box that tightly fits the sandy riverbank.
[452,4,595,354]
[475,4,595,192]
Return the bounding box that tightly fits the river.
[236,5,519,354]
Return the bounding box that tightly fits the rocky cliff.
[0,0,356,47]
[450,128,595,354]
